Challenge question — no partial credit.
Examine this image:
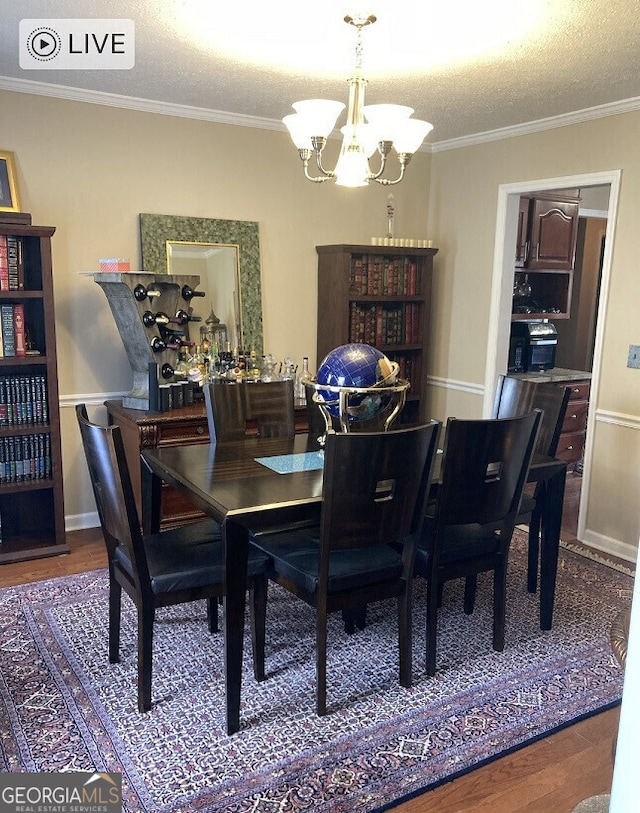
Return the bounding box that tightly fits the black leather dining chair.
[203,379,295,442]
[75,403,269,712]
[492,374,571,592]
[414,411,541,676]
[253,422,440,715]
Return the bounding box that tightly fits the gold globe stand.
[310,378,410,441]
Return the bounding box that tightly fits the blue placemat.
[255,451,325,474]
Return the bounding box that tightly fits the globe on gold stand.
[310,343,410,443]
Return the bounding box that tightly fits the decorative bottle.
[296,356,311,398]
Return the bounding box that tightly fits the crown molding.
[0,75,282,132]
[2,75,640,153]
[429,96,640,152]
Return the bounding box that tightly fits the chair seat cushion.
[115,519,269,594]
[256,527,403,594]
[416,519,500,570]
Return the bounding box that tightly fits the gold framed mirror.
[139,213,263,355]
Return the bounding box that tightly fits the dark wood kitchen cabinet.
[515,196,531,268]
[555,378,590,467]
[513,190,580,320]
[527,193,580,271]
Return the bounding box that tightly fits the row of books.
[0,433,52,484]
[0,303,28,357]
[349,254,419,297]
[387,354,417,385]
[0,234,24,291]
[0,374,49,426]
[349,302,421,347]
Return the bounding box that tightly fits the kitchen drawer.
[556,430,585,463]
[564,381,590,402]
[561,401,588,434]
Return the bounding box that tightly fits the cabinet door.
[528,199,579,270]
[515,197,530,267]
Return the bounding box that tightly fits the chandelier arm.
[364,140,393,181]
[371,153,413,186]
[297,147,334,183]
[312,137,337,179]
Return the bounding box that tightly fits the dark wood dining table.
[140,432,566,734]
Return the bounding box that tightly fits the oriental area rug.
[0,531,632,813]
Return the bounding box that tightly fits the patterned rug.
[0,531,632,812]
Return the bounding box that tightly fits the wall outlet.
[627,344,640,369]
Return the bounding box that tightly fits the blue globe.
[315,343,396,421]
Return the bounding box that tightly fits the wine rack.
[94,272,203,410]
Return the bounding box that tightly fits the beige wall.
[3,89,638,557]
[0,89,431,525]
[426,111,640,558]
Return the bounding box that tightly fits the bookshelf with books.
[316,244,437,426]
[0,216,67,562]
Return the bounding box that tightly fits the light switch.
[627,344,640,369]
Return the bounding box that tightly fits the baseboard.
[580,529,638,564]
[66,512,100,532]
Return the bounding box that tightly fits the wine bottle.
[142,310,159,328]
[133,283,162,302]
[181,284,206,301]
[161,362,174,379]
[155,311,180,324]
[150,336,166,353]
[175,309,203,326]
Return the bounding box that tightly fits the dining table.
[140,431,566,735]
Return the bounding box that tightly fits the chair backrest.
[75,403,150,588]
[203,379,295,442]
[492,374,570,457]
[435,411,542,529]
[319,422,440,560]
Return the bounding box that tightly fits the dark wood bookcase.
[0,216,67,562]
[316,244,437,426]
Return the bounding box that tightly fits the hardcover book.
[13,303,26,356]
[0,305,15,357]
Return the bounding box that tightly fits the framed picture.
[0,151,21,213]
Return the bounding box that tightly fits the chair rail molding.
[426,375,485,397]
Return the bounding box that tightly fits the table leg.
[539,463,567,630]
[223,518,249,736]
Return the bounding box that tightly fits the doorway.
[484,170,622,542]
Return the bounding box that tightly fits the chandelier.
[283,14,433,188]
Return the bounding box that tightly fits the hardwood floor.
[1,503,620,812]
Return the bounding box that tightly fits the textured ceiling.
[1,0,639,146]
